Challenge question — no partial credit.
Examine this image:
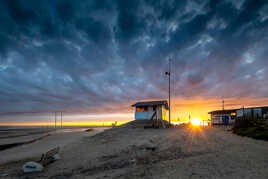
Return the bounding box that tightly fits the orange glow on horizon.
[1,97,268,126]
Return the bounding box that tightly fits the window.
[153,106,156,111]
[231,112,236,116]
[136,107,148,112]
[144,107,148,112]
[136,107,143,112]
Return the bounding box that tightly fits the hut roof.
[132,100,168,109]
[208,109,238,115]
[209,106,268,115]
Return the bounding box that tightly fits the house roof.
[208,109,238,115]
[239,106,268,110]
[132,100,168,109]
[209,106,268,115]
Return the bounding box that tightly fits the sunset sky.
[0,0,268,125]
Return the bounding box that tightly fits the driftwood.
[23,147,60,173]
[38,147,60,166]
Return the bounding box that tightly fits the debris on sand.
[23,162,44,173]
[0,173,8,177]
[85,128,94,132]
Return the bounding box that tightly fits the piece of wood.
[161,120,166,128]
[39,147,60,166]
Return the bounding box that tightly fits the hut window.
[136,107,143,112]
[144,107,148,112]
[136,106,149,112]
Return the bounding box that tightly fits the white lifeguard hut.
[132,100,168,121]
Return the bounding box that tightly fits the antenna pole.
[61,112,62,129]
[165,58,171,126]
[222,98,224,111]
[189,114,191,123]
[168,58,171,125]
[243,105,245,120]
[55,112,57,130]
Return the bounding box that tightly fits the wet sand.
[1,124,268,178]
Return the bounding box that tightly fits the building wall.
[135,112,148,120]
[162,105,167,121]
[236,108,263,119]
[135,106,164,120]
[211,114,235,125]
[156,106,162,120]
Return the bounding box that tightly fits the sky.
[0,0,268,124]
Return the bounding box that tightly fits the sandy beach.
[1,124,268,179]
[0,127,107,165]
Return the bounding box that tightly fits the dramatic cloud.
[0,0,268,114]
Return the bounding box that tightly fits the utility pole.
[222,98,226,126]
[165,58,171,125]
[222,98,224,111]
[61,112,62,129]
[169,58,171,126]
[243,105,245,120]
[189,114,191,124]
[55,112,57,130]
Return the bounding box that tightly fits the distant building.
[209,106,268,125]
[132,100,168,121]
[236,106,268,119]
[208,109,237,125]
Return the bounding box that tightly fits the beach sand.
[0,128,106,165]
[1,124,268,178]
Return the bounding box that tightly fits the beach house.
[209,106,268,125]
[132,100,168,121]
[208,109,237,125]
[236,106,268,119]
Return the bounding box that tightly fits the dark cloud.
[0,0,268,114]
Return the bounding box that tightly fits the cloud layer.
[0,0,268,114]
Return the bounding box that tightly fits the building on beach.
[132,100,168,121]
[209,109,237,125]
[209,106,268,125]
[236,106,268,120]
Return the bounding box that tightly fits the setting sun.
[191,118,201,126]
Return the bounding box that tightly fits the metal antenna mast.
[61,112,63,129]
[169,58,171,125]
[222,98,225,111]
[55,112,57,130]
[165,58,171,125]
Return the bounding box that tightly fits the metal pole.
[168,58,171,125]
[165,58,171,126]
[61,112,62,129]
[189,114,191,124]
[243,106,245,120]
[222,98,225,126]
[222,98,224,111]
[55,112,56,130]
